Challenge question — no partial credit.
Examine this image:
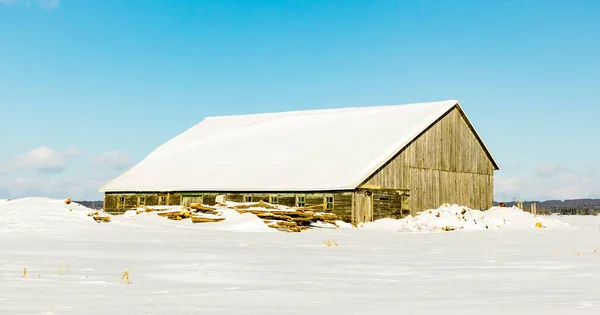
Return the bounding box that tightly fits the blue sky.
[0,0,598,201]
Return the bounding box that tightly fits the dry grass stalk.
[323,239,339,247]
[121,269,130,284]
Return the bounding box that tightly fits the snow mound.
[111,206,273,232]
[0,197,99,235]
[211,211,274,232]
[361,204,571,232]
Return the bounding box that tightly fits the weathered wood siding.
[363,106,495,214]
[104,191,353,222]
[353,190,372,223]
[371,189,410,220]
[104,192,172,214]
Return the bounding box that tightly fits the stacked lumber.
[189,204,225,223]
[236,204,338,232]
[121,202,338,232]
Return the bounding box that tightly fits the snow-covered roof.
[101,100,497,192]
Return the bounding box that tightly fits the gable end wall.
[363,106,495,214]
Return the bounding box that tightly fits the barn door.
[354,191,373,224]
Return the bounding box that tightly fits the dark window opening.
[270,196,278,205]
[296,196,305,207]
[325,196,334,210]
[117,196,125,209]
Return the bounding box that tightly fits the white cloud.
[92,151,133,172]
[0,175,107,200]
[12,146,83,173]
[496,164,600,201]
[0,148,133,200]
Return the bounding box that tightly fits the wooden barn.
[101,100,498,223]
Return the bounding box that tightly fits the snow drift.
[361,204,570,232]
[1,198,599,314]
[0,198,571,234]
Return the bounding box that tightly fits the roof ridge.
[205,100,458,120]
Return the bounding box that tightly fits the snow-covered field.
[1,198,599,314]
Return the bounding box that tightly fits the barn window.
[269,195,278,205]
[296,195,305,208]
[138,196,146,207]
[158,196,165,206]
[324,195,334,210]
[244,195,252,203]
[117,196,125,209]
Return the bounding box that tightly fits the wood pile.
[235,203,338,232]
[104,202,339,232]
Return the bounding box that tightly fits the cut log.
[191,216,225,223]
[229,201,279,210]
[190,203,217,212]
[157,211,187,217]
[295,203,326,211]
[314,213,337,221]
[93,215,111,223]
[255,213,292,221]
[276,221,297,227]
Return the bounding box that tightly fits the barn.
[100,100,498,223]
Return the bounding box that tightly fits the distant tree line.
[495,199,600,215]
[75,200,103,210]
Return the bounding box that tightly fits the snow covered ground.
[1,198,599,314]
